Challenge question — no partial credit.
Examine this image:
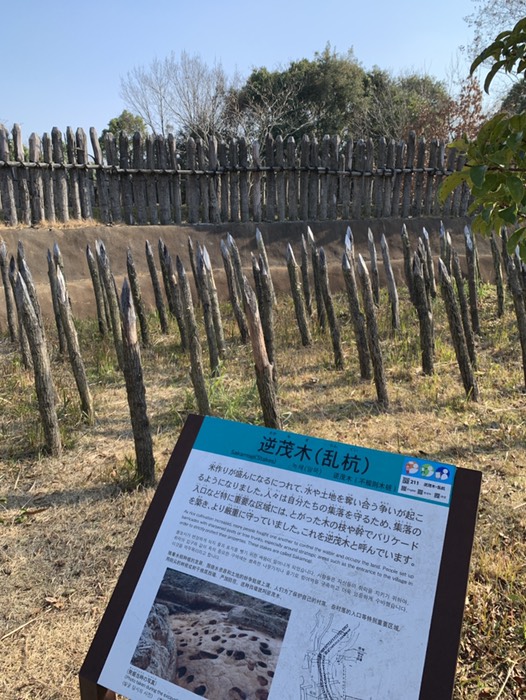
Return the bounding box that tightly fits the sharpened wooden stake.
[506,256,526,388]
[286,244,311,347]
[307,226,326,330]
[145,239,169,334]
[197,247,220,375]
[14,271,61,455]
[464,225,480,335]
[438,259,479,401]
[400,223,415,304]
[120,279,156,487]
[96,240,124,369]
[56,266,94,423]
[357,254,389,408]
[220,239,248,343]
[319,247,344,369]
[412,254,434,375]
[367,228,380,306]
[380,233,400,333]
[8,256,31,369]
[126,248,150,347]
[86,244,108,337]
[343,228,371,379]
[242,277,281,429]
[202,245,225,358]
[490,231,505,318]
[47,249,67,355]
[256,228,276,305]
[0,240,18,343]
[300,233,312,317]
[452,249,477,370]
[176,256,210,415]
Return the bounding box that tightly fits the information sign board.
[79,414,481,700]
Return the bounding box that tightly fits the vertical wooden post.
[196,138,209,223]
[0,240,18,342]
[238,137,250,222]
[286,244,311,347]
[307,226,326,331]
[308,136,319,220]
[119,279,156,487]
[132,132,148,225]
[464,225,481,335]
[51,127,69,223]
[168,133,182,224]
[103,132,122,224]
[286,136,298,221]
[421,227,437,298]
[218,139,229,223]
[300,233,312,317]
[126,248,150,347]
[176,256,210,415]
[155,135,171,225]
[242,277,281,429]
[229,138,240,223]
[343,228,371,379]
[256,228,276,305]
[9,257,32,369]
[220,239,248,344]
[438,259,479,401]
[145,136,159,225]
[506,256,526,387]
[66,126,82,221]
[17,242,44,330]
[145,239,169,335]
[412,254,434,376]
[357,255,389,408]
[352,139,365,219]
[0,124,18,225]
[95,240,124,369]
[380,233,400,334]
[119,133,134,225]
[367,228,380,306]
[41,132,56,224]
[197,247,220,376]
[401,132,415,218]
[56,266,94,422]
[86,244,108,337]
[14,271,62,455]
[490,231,505,318]
[202,245,225,359]
[451,249,477,370]
[265,133,275,222]
[400,223,415,304]
[227,233,244,302]
[90,128,110,224]
[28,133,45,224]
[319,247,344,369]
[47,249,67,355]
[275,135,286,221]
[252,141,262,222]
[76,128,93,220]
[299,134,309,221]
[207,136,220,224]
[12,124,31,225]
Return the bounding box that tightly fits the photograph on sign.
[81,415,480,700]
[130,568,291,698]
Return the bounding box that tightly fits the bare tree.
[120,51,238,140]
[464,0,526,57]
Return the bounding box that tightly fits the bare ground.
[0,218,524,699]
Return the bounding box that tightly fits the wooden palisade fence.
[0,124,471,227]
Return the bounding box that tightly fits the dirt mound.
[0,217,490,323]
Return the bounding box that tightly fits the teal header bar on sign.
[193,417,456,506]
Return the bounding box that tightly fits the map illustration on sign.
[301,611,369,700]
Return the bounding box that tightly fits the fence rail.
[0,124,471,227]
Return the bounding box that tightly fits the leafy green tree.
[101,110,148,141]
[501,76,526,112]
[440,17,526,256]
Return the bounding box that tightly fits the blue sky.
[4,0,481,141]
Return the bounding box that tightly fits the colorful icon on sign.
[420,463,435,478]
[435,466,450,481]
[404,460,419,475]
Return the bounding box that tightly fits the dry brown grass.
[0,285,525,699]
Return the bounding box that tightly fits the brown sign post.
[80,414,481,700]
